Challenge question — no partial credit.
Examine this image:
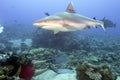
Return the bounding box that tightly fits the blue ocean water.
[0,0,120,35]
[0,0,119,53]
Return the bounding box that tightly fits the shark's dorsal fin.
[66,2,75,13]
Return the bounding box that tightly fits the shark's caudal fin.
[66,2,75,13]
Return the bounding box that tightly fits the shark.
[33,2,105,34]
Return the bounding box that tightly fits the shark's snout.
[33,22,39,26]
[33,20,45,26]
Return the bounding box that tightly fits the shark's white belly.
[42,25,69,32]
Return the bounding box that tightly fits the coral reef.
[0,27,120,79]
[19,46,120,76]
[76,62,117,80]
[32,29,92,51]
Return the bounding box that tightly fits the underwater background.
[0,0,120,80]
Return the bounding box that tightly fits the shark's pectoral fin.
[54,30,59,34]
[42,26,60,34]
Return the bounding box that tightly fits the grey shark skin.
[33,2,105,34]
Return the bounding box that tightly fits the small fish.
[33,2,105,34]
[101,17,116,28]
[45,12,50,16]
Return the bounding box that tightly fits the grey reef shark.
[33,2,105,34]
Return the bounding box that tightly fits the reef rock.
[116,76,120,80]
[76,62,117,80]
[52,73,76,80]
[33,69,76,80]
[33,70,57,80]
